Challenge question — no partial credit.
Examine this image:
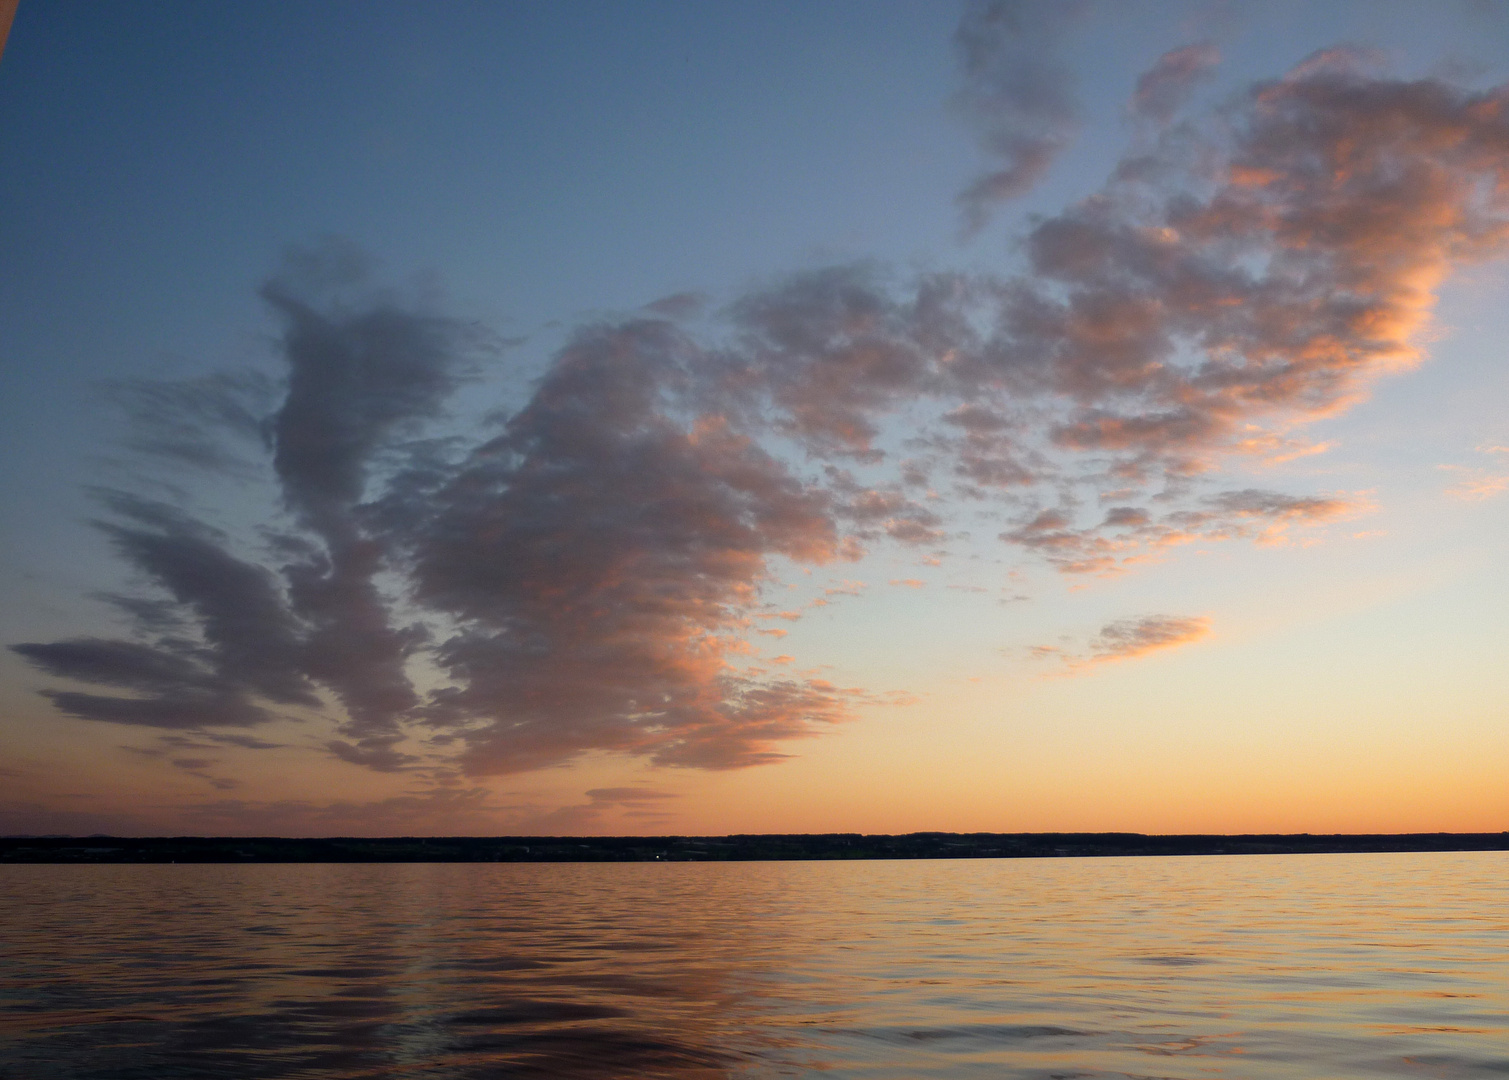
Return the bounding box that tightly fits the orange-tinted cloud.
[1090,615,1211,661]
[1441,444,1509,500]
[397,319,861,775]
[1033,614,1211,672]
[999,489,1367,574]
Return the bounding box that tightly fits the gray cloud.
[105,370,276,476]
[393,318,860,775]
[1001,489,1363,575]
[721,264,966,460]
[263,245,480,770]
[14,638,223,696]
[1091,614,1210,660]
[1132,43,1220,124]
[1031,613,1211,671]
[13,495,316,730]
[529,787,684,833]
[35,690,271,730]
[952,0,1082,234]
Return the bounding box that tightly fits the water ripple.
[2,852,1506,1078]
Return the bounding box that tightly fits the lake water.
[2,852,1506,1078]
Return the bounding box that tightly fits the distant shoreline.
[2,832,1507,863]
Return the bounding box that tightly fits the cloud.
[1089,614,1210,661]
[1442,470,1509,500]
[11,247,485,767]
[938,404,1045,490]
[722,264,958,459]
[827,469,947,545]
[117,739,245,789]
[0,801,154,838]
[527,787,684,833]
[716,51,1509,520]
[1033,614,1211,672]
[105,370,277,476]
[12,496,317,729]
[389,317,862,775]
[582,788,678,803]
[263,244,482,770]
[0,783,682,838]
[1442,444,1509,499]
[32,691,271,730]
[1001,489,1367,574]
[823,580,867,597]
[167,786,506,837]
[987,53,1509,485]
[1132,43,1220,124]
[644,292,706,319]
[952,0,1082,233]
[167,755,240,791]
[205,733,285,750]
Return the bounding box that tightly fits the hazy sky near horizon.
[3,1,1508,837]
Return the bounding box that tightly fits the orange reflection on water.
[2,851,1507,1078]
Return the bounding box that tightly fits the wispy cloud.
[14,495,320,731]
[530,787,684,833]
[1090,615,1211,662]
[1131,42,1220,125]
[1441,468,1509,501]
[1441,444,1509,500]
[1033,614,1211,673]
[952,0,1082,234]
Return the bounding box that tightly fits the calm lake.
[2,852,1506,1078]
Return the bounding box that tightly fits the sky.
[2,0,1508,838]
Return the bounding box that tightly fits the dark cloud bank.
[15,7,1509,783]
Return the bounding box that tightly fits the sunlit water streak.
[2,852,1506,1078]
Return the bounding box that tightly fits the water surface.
[2,851,1506,1078]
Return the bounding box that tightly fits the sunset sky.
[3,1,1507,837]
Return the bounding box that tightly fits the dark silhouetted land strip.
[2,832,1507,863]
